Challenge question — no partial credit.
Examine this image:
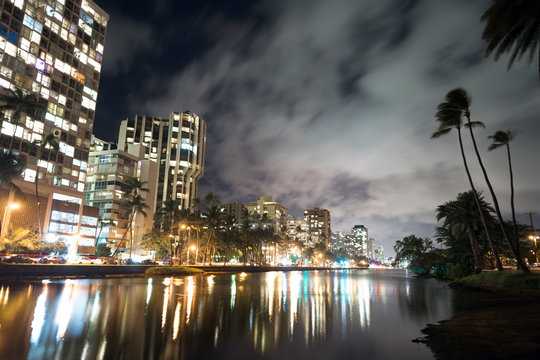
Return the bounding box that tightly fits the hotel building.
[0,0,107,253]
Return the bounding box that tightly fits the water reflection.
[0,270,456,360]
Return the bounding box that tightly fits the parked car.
[77,255,100,264]
[141,259,158,265]
[2,255,35,263]
[121,258,139,265]
[100,257,118,265]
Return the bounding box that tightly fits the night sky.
[93,0,540,256]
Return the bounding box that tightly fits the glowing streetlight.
[0,202,20,243]
[187,245,197,264]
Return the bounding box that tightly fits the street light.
[0,202,20,243]
[187,245,196,264]
[529,235,539,264]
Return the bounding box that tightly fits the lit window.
[23,168,36,182]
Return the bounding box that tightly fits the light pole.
[529,235,539,264]
[0,202,20,244]
[525,212,538,264]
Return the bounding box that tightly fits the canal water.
[0,270,459,359]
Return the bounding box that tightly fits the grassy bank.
[452,270,540,291]
[145,266,204,276]
[421,270,540,359]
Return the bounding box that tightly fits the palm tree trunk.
[466,219,484,272]
[465,116,528,273]
[506,144,520,254]
[457,128,501,270]
[129,212,135,259]
[111,211,133,258]
[33,144,43,236]
[95,218,104,249]
[7,112,19,154]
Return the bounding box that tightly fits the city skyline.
[93,0,540,255]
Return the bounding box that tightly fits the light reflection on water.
[0,270,455,360]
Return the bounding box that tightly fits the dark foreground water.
[0,270,458,360]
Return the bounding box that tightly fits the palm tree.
[449,88,529,273]
[193,192,221,264]
[0,151,25,196]
[437,191,496,272]
[95,216,111,249]
[31,133,59,235]
[0,88,46,153]
[123,178,148,197]
[488,130,521,253]
[111,194,149,258]
[481,0,540,78]
[432,89,503,271]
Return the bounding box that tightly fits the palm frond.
[431,127,452,139]
[464,121,485,129]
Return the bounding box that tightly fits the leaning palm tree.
[111,194,149,258]
[488,130,520,252]
[442,88,529,273]
[481,0,540,78]
[437,191,496,272]
[31,133,59,235]
[432,89,503,271]
[0,88,46,153]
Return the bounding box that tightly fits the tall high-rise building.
[118,112,206,212]
[367,237,375,259]
[304,207,331,247]
[351,225,368,257]
[0,0,107,252]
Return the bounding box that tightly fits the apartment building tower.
[0,0,107,252]
[84,137,157,255]
[304,207,331,247]
[118,112,206,213]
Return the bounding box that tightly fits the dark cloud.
[94,0,540,256]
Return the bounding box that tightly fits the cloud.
[102,12,157,76]
[129,0,540,256]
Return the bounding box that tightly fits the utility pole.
[524,212,538,264]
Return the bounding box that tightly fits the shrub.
[145,266,204,276]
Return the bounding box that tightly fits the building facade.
[351,225,368,257]
[285,215,310,244]
[0,0,107,253]
[219,203,247,221]
[118,112,206,213]
[84,138,156,256]
[304,207,331,247]
[244,195,287,233]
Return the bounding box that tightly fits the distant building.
[374,246,384,263]
[285,215,310,244]
[118,112,206,212]
[219,203,248,221]
[304,207,331,247]
[85,138,156,256]
[245,195,287,232]
[351,225,368,257]
[367,237,375,259]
